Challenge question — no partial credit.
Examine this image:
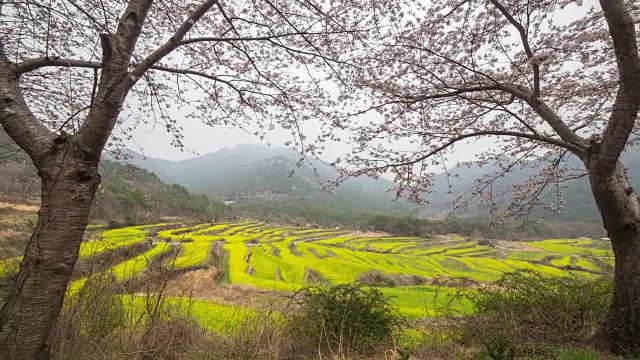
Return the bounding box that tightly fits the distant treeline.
[365,214,606,241]
[232,199,605,240]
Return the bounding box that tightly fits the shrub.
[459,270,612,357]
[52,273,126,358]
[356,270,396,287]
[292,283,403,355]
[51,270,211,359]
[477,238,492,246]
[107,219,124,230]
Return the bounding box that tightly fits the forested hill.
[0,130,226,224]
[122,144,418,215]
[425,150,640,222]
[124,143,640,224]
[5,124,638,226]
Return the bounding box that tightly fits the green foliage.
[60,273,126,340]
[171,242,212,269]
[93,161,228,223]
[140,221,612,318]
[62,222,614,326]
[110,243,171,280]
[293,283,403,354]
[78,227,146,258]
[0,256,22,278]
[482,329,517,360]
[461,270,612,357]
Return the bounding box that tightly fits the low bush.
[356,270,397,287]
[291,283,403,355]
[459,270,612,358]
[107,219,124,230]
[51,270,211,360]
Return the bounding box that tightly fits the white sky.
[120,0,598,168]
[121,109,498,170]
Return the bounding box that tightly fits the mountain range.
[429,150,640,221]
[124,144,640,223]
[121,144,415,212]
[4,122,640,224]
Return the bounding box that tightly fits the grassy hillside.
[94,161,227,224]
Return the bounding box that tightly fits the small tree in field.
[327,0,640,355]
[0,0,392,358]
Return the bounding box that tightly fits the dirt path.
[0,202,39,212]
[494,240,544,252]
[353,231,391,238]
[165,268,287,309]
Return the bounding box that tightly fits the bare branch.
[15,58,102,75]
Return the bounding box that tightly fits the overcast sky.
[118,0,597,169]
[120,111,498,173]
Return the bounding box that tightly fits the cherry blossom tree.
[0,0,394,357]
[329,0,640,354]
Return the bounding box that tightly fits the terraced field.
[0,220,613,327]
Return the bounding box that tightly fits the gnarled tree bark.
[588,158,640,355]
[0,140,101,359]
[589,0,640,354]
[0,0,153,357]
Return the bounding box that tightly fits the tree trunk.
[0,141,100,360]
[588,159,640,356]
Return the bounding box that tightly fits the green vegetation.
[458,271,612,359]
[3,219,612,321]
[93,161,228,224]
[58,262,616,360]
[66,221,611,319]
[111,243,171,280]
[528,239,611,257]
[11,219,613,359]
[79,227,147,258]
[172,242,213,269]
[0,257,21,278]
[292,283,402,354]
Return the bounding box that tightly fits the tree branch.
[378,130,575,169]
[15,58,102,75]
[499,84,588,152]
[488,0,540,96]
[178,30,355,46]
[0,68,55,163]
[76,0,154,158]
[597,0,640,169]
[386,82,586,153]
[13,56,253,103]
[414,85,503,101]
[130,0,219,78]
[13,30,354,76]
